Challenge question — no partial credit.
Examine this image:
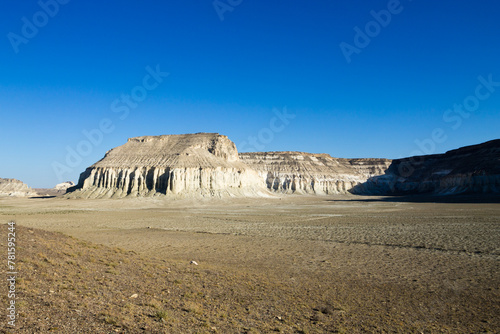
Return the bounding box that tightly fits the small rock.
[190,261,199,266]
[49,290,55,293]
[129,293,138,299]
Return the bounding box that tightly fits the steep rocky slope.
[239,152,391,194]
[66,133,499,198]
[67,133,267,198]
[352,139,500,195]
[0,178,37,197]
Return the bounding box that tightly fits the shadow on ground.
[329,194,500,204]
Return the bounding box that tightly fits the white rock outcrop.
[0,178,38,197]
[67,133,268,198]
[66,133,499,199]
[55,181,75,191]
[239,152,391,194]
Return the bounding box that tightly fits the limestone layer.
[352,139,500,195]
[238,152,391,194]
[67,133,499,199]
[67,133,267,198]
[0,178,37,197]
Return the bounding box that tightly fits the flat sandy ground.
[0,194,499,333]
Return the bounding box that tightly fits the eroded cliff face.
[67,133,267,198]
[351,139,500,195]
[238,152,392,194]
[0,178,37,197]
[67,133,499,199]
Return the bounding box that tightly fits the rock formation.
[34,181,76,197]
[239,152,391,194]
[352,139,500,195]
[67,133,267,198]
[67,132,499,199]
[55,181,75,191]
[0,178,38,197]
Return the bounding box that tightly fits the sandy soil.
[0,194,499,333]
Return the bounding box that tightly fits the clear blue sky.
[1,0,499,188]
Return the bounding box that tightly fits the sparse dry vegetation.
[0,195,499,333]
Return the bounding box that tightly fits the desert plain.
[0,194,499,333]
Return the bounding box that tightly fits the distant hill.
[0,178,37,197]
[34,182,76,197]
